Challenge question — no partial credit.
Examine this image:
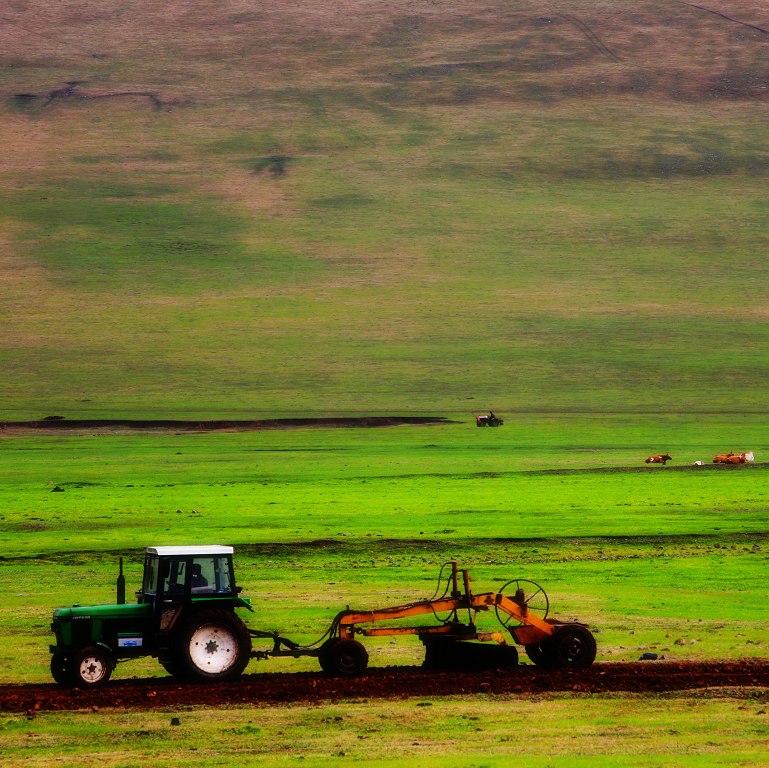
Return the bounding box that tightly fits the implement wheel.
[176,608,252,682]
[495,579,549,627]
[524,643,557,667]
[550,626,596,669]
[318,638,368,676]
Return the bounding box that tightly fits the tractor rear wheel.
[550,626,597,669]
[159,658,184,680]
[318,638,368,676]
[175,608,252,682]
[70,646,114,688]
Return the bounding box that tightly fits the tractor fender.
[93,640,118,662]
[189,596,254,612]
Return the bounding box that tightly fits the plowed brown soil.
[4,662,768,713]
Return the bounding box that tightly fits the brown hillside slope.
[2,2,769,415]
[1,1,768,103]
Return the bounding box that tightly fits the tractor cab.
[138,545,241,603]
[137,545,250,650]
[50,544,253,689]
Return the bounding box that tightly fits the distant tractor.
[50,546,596,688]
[476,412,503,427]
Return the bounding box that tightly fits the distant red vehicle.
[476,412,503,427]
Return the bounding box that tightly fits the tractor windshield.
[142,552,236,599]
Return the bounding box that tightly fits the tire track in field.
[557,12,623,62]
[683,3,769,37]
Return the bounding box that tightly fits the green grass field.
[4,696,769,768]
[1,418,768,765]
[2,1,769,764]
[1,417,767,684]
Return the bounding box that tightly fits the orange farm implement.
[51,548,596,687]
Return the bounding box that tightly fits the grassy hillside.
[2,0,769,416]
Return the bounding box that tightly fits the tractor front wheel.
[318,638,368,676]
[176,608,252,682]
[70,646,114,688]
[50,653,72,686]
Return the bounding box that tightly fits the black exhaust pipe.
[116,557,126,604]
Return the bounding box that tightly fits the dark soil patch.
[3,661,768,713]
[0,416,453,434]
[42,82,165,110]
[252,155,292,176]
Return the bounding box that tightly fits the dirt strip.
[0,416,452,433]
[3,662,768,713]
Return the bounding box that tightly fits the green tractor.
[49,545,254,688]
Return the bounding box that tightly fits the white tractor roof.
[145,545,234,556]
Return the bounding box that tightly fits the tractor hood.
[53,602,152,621]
